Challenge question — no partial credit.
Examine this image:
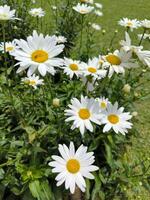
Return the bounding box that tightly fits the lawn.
[96,0,150,199]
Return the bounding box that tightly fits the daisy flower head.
[118,18,141,31]
[56,36,67,44]
[101,102,133,135]
[29,8,45,18]
[0,5,19,21]
[0,40,17,54]
[91,23,101,31]
[82,57,107,80]
[96,97,110,110]
[48,142,99,194]
[141,19,150,29]
[103,49,137,77]
[62,58,83,79]
[65,96,102,135]
[73,3,94,14]
[21,74,44,89]
[12,30,64,77]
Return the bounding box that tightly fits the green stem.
[79,15,84,58]
[139,28,146,46]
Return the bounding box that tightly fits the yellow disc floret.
[66,159,80,174]
[108,114,119,124]
[31,50,48,63]
[106,55,121,65]
[78,108,90,120]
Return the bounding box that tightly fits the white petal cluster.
[49,142,99,194]
[73,3,94,14]
[21,74,44,89]
[29,8,45,18]
[0,5,19,21]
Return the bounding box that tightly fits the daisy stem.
[79,15,84,58]
[70,187,82,200]
[139,28,146,46]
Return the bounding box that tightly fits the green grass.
[96,0,150,199]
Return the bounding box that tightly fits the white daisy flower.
[0,5,19,21]
[91,23,101,31]
[73,3,94,14]
[94,10,103,17]
[21,74,44,89]
[29,8,45,18]
[56,36,67,44]
[65,96,102,135]
[103,49,137,77]
[118,18,141,31]
[0,41,17,54]
[82,57,107,80]
[12,30,64,77]
[101,102,133,135]
[96,97,110,110]
[95,3,103,9]
[136,50,150,68]
[62,58,83,79]
[48,142,99,194]
[141,19,150,29]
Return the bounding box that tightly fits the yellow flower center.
[69,63,78,71]
[108,114,119,124]
[6,46,14,51]
[31,50,48,63]
[29,80,36,86]
[100,102,106,109]
[78,108,90,120]
[88,67,97,73]
[106,55,121,65]
[127,22,133,27]
[66,159,80,174]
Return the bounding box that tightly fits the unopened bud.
[132,111,138,117]
[123,84,131,93]
[53,98,60,107]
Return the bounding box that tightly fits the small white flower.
[56,36,67,44]
[118,18,141,31]
[94,10,103,17]
[91,23,101,30]
[141,19,150,29]
[101,102,133,135]
[29,8,45,18]
[21,74,44,89]
[73,3,94,14]
[48,142,99,194]
[62,58,83,79]
[0,41,17,54]
[96,97,110,110]
[0,5,19,21]
[95,3,103,9]
[82,57,107,79]
[65,96,102,135]
[12,30,64,77]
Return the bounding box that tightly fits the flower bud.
[123,84,131,93]
[53,98,60,107]
[132,111,138,117]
